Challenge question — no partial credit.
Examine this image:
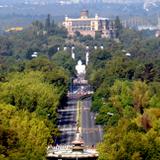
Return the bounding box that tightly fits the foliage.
[0,71,63,123]
[52,51,76,76]
[98,110,160,160]
[89,50,112,69]
[114,16,123,38]
[0,103,52,160]
[85,26,160,159]
[1,15,160,159]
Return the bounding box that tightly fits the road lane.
[82,97,103,146]
[57,98,77,145]
[57,84,103,146]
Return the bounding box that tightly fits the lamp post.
[72,46,75,50]
[64,46,67,51]
[85,45,90,65]
[86,51,89,65]
[94,45,98,50]
[122,49,132,57]
[86,45,89,50]
[100,45,104,50]
[125,52,131,57]
[71,46,75,59]
[57,47,60,52]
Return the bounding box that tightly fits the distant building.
[155,30,160,38]
[31,52,38,58]
[156,16,160,38]
[5,27,23,32]
[137,25,157,31]
[63,10,114,38]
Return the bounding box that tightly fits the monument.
[47,100,98,160]
[75,60,86,76]
[47,130,98,160]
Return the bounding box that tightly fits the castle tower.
[80,10,89,19]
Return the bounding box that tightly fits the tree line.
[86,23,160,159]
[0,15,76,159]
[0,14,160,159]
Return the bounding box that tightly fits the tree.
[98,117,160,160]
[103,56,135,84]
[52,51,76,76]
[89,50,112,69]
[114,16,122,38]
[26,56,54,72]
[45,14,51,33]
[32,20,44,30]
[88,69,105,90]
[109,80,133,110]
[119,28,141,48]
[132,81,151,114]
[134,63,156,82]
[95,31,102,39]
[0,71,62,123]
[0,103,52,159]
[0,36,12,56]
[47,35,65,58]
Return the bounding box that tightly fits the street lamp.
[71,46,75,59]
[100,45,104,50]
[64,46,67,51]
[122,49,131,57]
[86,45,89,50]
[125,52,131,57]
[94,45,98,50]
[72,52,75,59]
[86,51,89,65]
[71,46,75,50]
[31,52,38,58]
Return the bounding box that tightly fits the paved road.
[82,97,103,146]
[57,84,103,146]
[57,98,77,145]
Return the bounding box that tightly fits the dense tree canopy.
[85,25,160,159]
[52,51,76,76]
[0,71,60,121]
[0,16,71,159]
[0,103,52,160]
[1,15,160,159]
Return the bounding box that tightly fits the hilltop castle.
[63,10,115,38]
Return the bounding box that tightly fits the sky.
[1,0,160,5]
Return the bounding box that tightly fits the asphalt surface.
[57,84,103,146]
[57,98,77,145]
[82,97,103,146]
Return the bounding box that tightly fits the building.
[155,17,160,38]
[155,30,160,37]
[5,27,23,32]
[63,10,114,38]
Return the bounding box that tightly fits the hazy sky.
[1,0,160,4]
